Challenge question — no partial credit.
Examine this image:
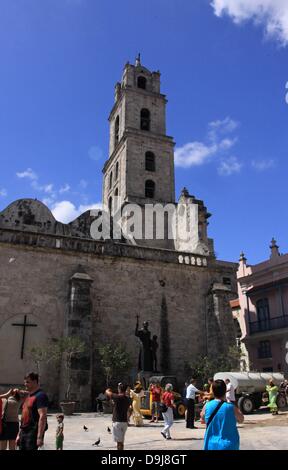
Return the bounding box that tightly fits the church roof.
[0,199,58,233]
[0,199,130,244]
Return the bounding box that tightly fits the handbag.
[160,403,168,413]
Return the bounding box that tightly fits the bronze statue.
[135,315,153,372]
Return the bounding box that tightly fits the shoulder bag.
[206,400,224,428]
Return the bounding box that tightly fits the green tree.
[98,343,132,387]
[28,341,59,378]
[29,337,86,401]
[184,346,244,387]
[57,337,86,401]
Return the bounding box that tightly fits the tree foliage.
[98,343,132,387]
[184,346,244,386]
[56,337,86,400]
[29,337,86,400]
[28,341,59,377]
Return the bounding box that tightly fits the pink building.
[237,239,288,375]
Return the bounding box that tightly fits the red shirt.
[150,386,162,402]
[21,389,48,428]
[162,391,174,408]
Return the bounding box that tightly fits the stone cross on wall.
[12,314,38,359]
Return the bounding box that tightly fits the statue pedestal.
[136,371,153,389]
[136,370,163,389]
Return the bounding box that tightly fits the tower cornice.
[108,88,167,122]
[102,129,175,173]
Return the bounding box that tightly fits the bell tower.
[102,55,175,214]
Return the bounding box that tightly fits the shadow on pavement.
[172,437,204,441]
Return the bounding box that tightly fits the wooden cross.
[12,315,38,359]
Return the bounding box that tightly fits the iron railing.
[249,315,288,334]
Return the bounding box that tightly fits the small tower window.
[115,116,119,145]
[115,162,119,180]
[145,152,155,172]
[114,188,119,209]
[137,76,147,90]
[140,108,150,131]
[145,180,155,198]
[109,172,113,189]
[108,196,113,213]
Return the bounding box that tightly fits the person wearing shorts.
[149,382,162,423]
[105,383,131,450]
[0,389,23,450]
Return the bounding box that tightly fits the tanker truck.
[214,372,287,414]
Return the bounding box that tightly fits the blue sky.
[0,0,288,264]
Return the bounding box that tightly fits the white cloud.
[43,183,54,193]
[208,117,239,141]
[251,159,276,170]
[16,168,38,180]
[175,117,239,169]
[16,168,54,194]
[42,197,55,206]
[59,184,71,194]
[51,200,102,224]
[0,188,7,197]
[16,169,73,200]
[88,146,103,161]
[175,141,218,168]
[218,156,242,175]
[211,0,288,46]
[31,180,55,195]
[79,179,88,189]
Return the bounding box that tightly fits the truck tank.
[213,372,284,394]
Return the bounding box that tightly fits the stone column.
[64,271,93,411]
[160,294,170,374]
[206,283,237,357]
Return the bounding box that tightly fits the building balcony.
[249,315,288,335]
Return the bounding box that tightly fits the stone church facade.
[0,58,237,409]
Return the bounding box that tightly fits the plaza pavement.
[42,408,288,450]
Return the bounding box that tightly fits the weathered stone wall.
[124,89,167,136]
[126,131,175,204]
[103,139,127,209]
[0,228,237,407]
[59,273,93,410]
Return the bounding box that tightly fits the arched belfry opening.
[137,76,147,90]
[114,115,119,145]
[145,180,155,198]
[145,151,155,172]
[140,108,150,131]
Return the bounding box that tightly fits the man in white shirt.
[225,379,236,404]
[185,378,202,429]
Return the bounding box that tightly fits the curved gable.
[0,199,64,234]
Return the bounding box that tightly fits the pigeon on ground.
[83,425,88,431]
[92,438,100,446]
[107,426,111,433]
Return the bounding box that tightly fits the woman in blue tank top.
[200,379,244,450]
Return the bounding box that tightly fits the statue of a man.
[135,315,153,372]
